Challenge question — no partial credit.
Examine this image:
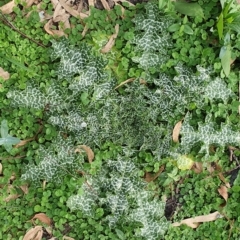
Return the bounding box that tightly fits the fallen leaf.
[59,0,88,19]
[31,213,52,226]
[144,166,164,182]
[10,173,16,181]
[101,24,119,53]
[53,2,69,23]
[81,25,88,37]
[0,67,10,80]
[172,211,222,228]
[0,0,16,14]
[45,226,53,235]
[19,184,29,194]
[25,0,35,7]
[4,185,20,202]
[114,78,135,90]
[14,138,34,148]
[112,0,134,6]
[44,19,66,37]
[23,226,43,240]
[218,172,231,188]
[63,236,75,240]
[75,145,94,163]
[172,120,182,142]
[100,0,111,10]
[88,0,94,7]
[191,162,203,173]
[4,193,20,202]
[218,185,228,202]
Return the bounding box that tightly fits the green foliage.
[173,1,204,18]
[1,1,240,239]
[215,0,240,76]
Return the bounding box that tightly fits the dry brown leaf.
[42,179,47,190]
[113,0,134,6]
[191,162,203,174]
[54,13,70,24]
[207,164,215,173]
[100,0,111,10]
[51,0,59,8]
[81,25,89,37]
[14,138,34,148]
[218,172,231,188]
[44,19,66,37]
[23,226,43,240]
[0,0,35,14]
[0,67,10,80]
[144,166,164,182]
[20,184,29,194]
[88,0,95,7]
[4,193,20,202]
[172,211,222,228]
[0,0,16,14]
[0,163,2,175]
[45,226,53,235]
[172,120,182,143]
[63,236,75,240]
[101,24,119,53]
[75,145,94,163]
[53,4,66,22]
[31,213,52,226]
[59,0,88,18]
[218,185,228,202]
[114,78,135,89]
[10,173,16,181]
[26,0,35,7]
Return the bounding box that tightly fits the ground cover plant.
[0,0,240,239]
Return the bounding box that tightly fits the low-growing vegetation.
[0,0,239,239]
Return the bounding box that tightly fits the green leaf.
[1,120,9,138]
[168,23,180,32]
[159,0,166,9]
[183,25,194,35]
[220,45,231,76]
[217,13,224,40]
[3,143,13,153]
[223,0,234,18]
[0,136,21,145]
[176,155,194,170]
[80,92,90,105]
[115,229,126,240]
[174,1,204,18]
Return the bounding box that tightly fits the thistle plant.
[7,2,237,156]
[131,3,174,70]
[67,154,169,239]
[5,3,240,239]
[180,113,240,156]
[21,134,84,184]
